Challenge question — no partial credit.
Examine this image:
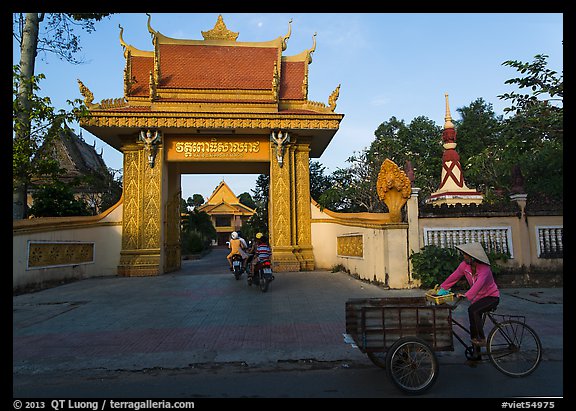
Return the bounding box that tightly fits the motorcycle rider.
[245,232,261,274]
[227,231,248,271]
[248,233,272,283]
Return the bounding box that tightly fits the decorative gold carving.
[306,32,317,64]
[272,61,280,101]
[146,13,156,37]
[77,79,95,108]
[153,35,161,91]
[100,98,128,109]
[83,112,342,131]
[139,129,162,167]
[270,130,290,167]
[328,84,340,112]
[337,235,363,257]
[282,19,293,51]
[376,159,412,223]
[122,149,141,250]
[118,250,161,277]
[28,242,94,268]
[202,15,239,41]
[123,47,135,96]
[270,148,291,248]
[295,145,314,269]
[149,70,157,101]
[118,144,163,276]
[119,24,129,58]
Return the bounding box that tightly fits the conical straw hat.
[455,242,491,265]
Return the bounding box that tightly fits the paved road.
[13,247,563,398]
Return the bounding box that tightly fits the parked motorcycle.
[248,259,274,292]
[231,254,244,280]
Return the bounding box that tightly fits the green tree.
[69,161,123,215]
[318,116,442,212]
[13,12,112,219]
[181,209,217,254]
[309,160,333,202]
[29,181,91,217]
[454,98,506,200]
[184,194,205,210]
[243,174,269,237]
[238,192,256,210]
[498,54,563,199]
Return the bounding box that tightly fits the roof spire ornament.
[426,93,483,205]
[444,93,454,129]
[281,18,293,51]
[306,32,317,64]
[146,13,158,38]
[202,15,239,41]
[118,24,128,57]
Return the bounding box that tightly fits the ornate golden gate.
[79,15,343,275]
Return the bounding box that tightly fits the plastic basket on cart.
[425,284,455,305]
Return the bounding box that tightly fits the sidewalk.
[13,249,563,376]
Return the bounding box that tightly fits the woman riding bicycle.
[437,242,500,347]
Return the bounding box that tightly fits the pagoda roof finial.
[306,32,317,64]
[202,15,239,41]
[444,93,454,129]
[282,18,293,51]
[146,13,157,36]
[119,24,127,49]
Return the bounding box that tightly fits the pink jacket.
[440,261,500,303]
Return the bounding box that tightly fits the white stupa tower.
[426,93,483,205]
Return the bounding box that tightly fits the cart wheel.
[366,352,387,369]
[385,337,439,395]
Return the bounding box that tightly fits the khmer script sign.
[165,136,270,162]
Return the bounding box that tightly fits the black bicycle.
[450,297,543,377]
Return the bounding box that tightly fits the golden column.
[269,131,301,272]
[294,141,314,270]
[118,130,164,276]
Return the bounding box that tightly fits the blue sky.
[13,13,563,202]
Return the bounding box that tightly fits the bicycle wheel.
[385,337,439,395]
[486,320,542,377]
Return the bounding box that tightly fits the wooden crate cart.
[344,297,454,395]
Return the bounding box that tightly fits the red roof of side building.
[158,44,279,90]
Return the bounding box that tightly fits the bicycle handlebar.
[448,295,466,309]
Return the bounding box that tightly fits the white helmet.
[231,231,239,239]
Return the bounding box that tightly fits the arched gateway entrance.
[79,15,343,276]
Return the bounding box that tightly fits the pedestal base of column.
[271,246,301,272]
[295,246,315,271]
[118,249,161,277]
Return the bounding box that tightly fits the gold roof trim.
[118,24,153,57]
[281,18,293,51]
[283,32,316,63]
[81,112,343,131]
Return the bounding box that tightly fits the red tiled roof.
[129,55,153,97]
[158,44,279,90]
[280,61,306,100]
